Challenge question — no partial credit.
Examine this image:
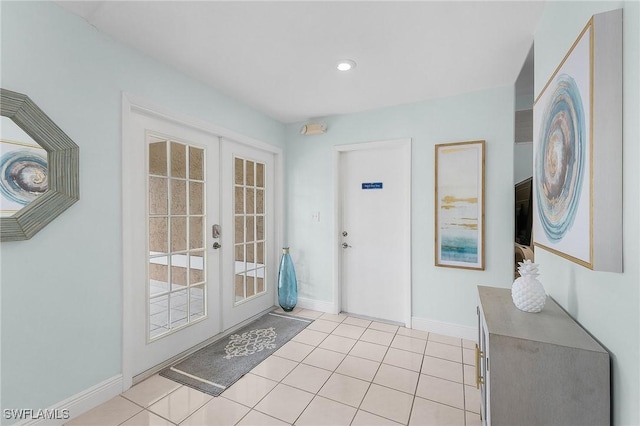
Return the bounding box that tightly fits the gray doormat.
[160,312,311,396]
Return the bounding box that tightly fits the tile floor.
[68,308,481,426]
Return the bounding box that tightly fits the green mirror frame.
[1,89,79,241]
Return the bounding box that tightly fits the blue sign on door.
[362,182,383,190]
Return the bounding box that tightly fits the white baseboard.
[412,316,477,342]
[284,297,477,342]
[15,375,123,426]
[296,297,337,314]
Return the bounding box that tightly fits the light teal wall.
[534,2,639,425]
[2,1,637,425]
[285,85,516,327]
[0,1,284,421]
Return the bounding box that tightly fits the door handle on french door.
[213,242,221,249]
[342,243,352,249]
[212,224,221,239]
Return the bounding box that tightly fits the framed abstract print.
[435,140,485,270]
[533,9,622,272]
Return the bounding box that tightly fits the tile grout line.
[269,315,397,425]
[121,384,185,425]
[230,314,332,425]
[405,341,429,426]
[348,326,393,426]
[111,400,144,426]
[351,326,418,425]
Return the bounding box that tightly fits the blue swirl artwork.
[535,74,586,242]
[0,149,48,212]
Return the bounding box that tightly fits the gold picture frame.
[435,140,485,270]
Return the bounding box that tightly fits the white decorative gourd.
[511,260,546,313]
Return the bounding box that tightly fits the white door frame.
[332,139,412,327]
[121,92,283,391]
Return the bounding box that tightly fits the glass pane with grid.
[148,139,207,340]
[234,156,267,304]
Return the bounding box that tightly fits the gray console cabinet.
[476,286,610,426]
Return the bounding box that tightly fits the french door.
[128,111,222,377]
[124,107,278,381]
[221,140,276,329]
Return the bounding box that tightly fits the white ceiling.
[56,1,545,124]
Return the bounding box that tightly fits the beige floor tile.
[75,318,485,426]
[282,363,332,393]
[236,410,289,426]
[383,347,424,372]
[351,410,403,426]
[429,333,462,347]
[66,396,142,426]
[306,319,339,334]
[318,334,357,354]
[425,341,462,363]
[463,364,476,387]
[120,410,173,426]
[349,340,388,362]
[464,385,481,414]
[122,374,181,408]
[318,373,370,408]
[360,384,413,424]
[274,340,315,362]
[335,355,381,382]
[296,309,324,319]
[292,329,329,346]
[302,347,346,371]
[222,373,278,407]
[295,395,357,426]
[273,307,303,315]
[421,355,463,383]
[360,329,394,346]
[332,323,366,340]
[254,384,314,424]
[319,312,348,323]
[462,339,477,349]
[148,386,211,424]
[181,397,250,426]
[409,397,465,426]
[391,335,427,354]
[396,327,429,340]
[415,374,464,409]
[251,355,299,382]
[373,363,419,395]
[462,347,475,365]
[368,321,399,334]
[466,410,483,426]
[343,316,372,328]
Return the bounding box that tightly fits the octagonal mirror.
[0,89,79,241]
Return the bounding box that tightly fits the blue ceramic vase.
[278,248,298,312]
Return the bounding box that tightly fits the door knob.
[342,243,352,249]
[213,242,222,249]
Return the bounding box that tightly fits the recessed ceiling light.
[337,59,356,71]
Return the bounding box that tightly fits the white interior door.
[338,140,411,325]
[127,111,222,377]
[221,139,276,329]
